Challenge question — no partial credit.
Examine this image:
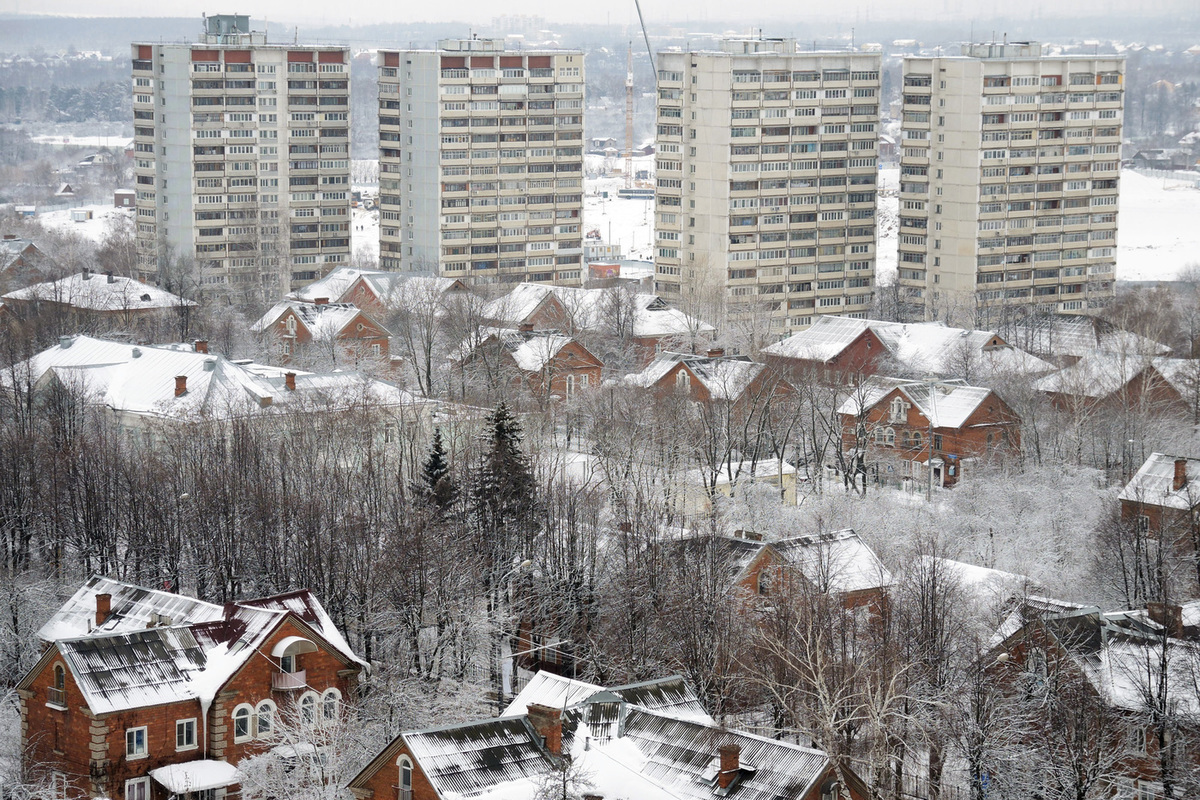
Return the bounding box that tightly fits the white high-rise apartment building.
[377,39,585,286]
[132,15,351,298]
[897,42,1124,325]
[654,39,881,336]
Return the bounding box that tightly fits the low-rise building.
[838,377,1021,489]
[454,328,603,405]
[348,671,870,800]
[17,576,366,800]
[250,300,392,364]
[1,270,194,335]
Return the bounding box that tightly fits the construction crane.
[624,42,634,189]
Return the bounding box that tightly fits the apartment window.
[176,719,197,751]
[125,727,148,759]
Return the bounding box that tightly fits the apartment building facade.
[654,39,881,337]
[377,39,585,286]
[132,15,351,299]
[897,43,1124,325]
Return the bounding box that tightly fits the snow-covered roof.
[509,334,572,373]
[5,336,421,423]
[150,760,242,793]
[772,529,892,594]
[357,672,838,800]
[456,329,597,374]
[0,237,38,268]
[762,315,1052,378]
[505,672,713,724]
[2,271,194,311]
[288,267,463,309]
[1118,452,1200,511]
[837,377,999,429]
[1000,315,1171,361]
[1033,352,1166,399]
[29,576,365,715]
[626,352,771,402]
[483,283,713,339]
[251,301,386,341]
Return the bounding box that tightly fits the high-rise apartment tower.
[377,39,585,285]
[897,42,1124,324]
[132,14,351,298]
[654,39,882,336]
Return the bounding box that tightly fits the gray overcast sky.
[6,0,1189,27]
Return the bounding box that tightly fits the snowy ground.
[584,153,656,261]
[1117,169,1200,281]
[877,166,899,283]
[30,135,133,149]
[350,203,380,264]
[35,204,132,243]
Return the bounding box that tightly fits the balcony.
[272,669,307,691]
[47,687,66,708]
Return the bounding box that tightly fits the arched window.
[675,369,690,391]
[889,396,907,423]
[233,704,254,742]
[49,664,66,707]
[299,692,317,725]
[397,757,413,800]
[873,427,895,447]
[256,700,275,738]
[565,374,576,398]
[53,664,65,690]
[910,430,923,448]
[321,689,341,722]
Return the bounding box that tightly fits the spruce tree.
[419,428,456,511]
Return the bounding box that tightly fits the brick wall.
[354,741,440,800]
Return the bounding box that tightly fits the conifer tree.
[419,428,456,511]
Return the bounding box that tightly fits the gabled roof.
[2,271,194,311]
[483,283,713,339]
[288,267,464,308]
[504,672,713,724]
[771,530,892,595]
[251,301,389,340]
[0,238,40,269]
[837,377,1001,429]
[626,352,771,401]
[762,315,1052,378]
[1033,352,1169,400]
[24,576,365,715]
[1000,314,1171,361]
[1119,452,1200,511]
[456,329,600,374]
[4,336,421,422]
[353,672,844,800]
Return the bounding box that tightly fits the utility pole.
[625,42,634,190]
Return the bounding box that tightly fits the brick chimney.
[314,297,330,306]
[174,375,188,397]
[82,267,90,280]
[1174,458,1188,492]
[526,704,563,756]
[707,347,725,358]
[717,744,741,789]
[2,234,15,240]
[194,339,209,354]
[1148,602,1184,637]
[285,372,296,392]
[518,321,535,333]
[95,593,112,627]
[106,270,115,284]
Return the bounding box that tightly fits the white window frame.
[233,703,255,742]
[321,688,341,722]
[257,700,277,739]
[125,726,148,759]
[125,777,150,800]
[175,718,198,752]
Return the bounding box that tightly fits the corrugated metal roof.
[58,626,207,715]
[404,717,548,798]
[38,575,225,642]
[771,530,891,595]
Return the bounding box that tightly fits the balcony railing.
[47,687,66,707]
[272,669,307,691]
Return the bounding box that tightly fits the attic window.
[140,293,151,302]
[888,397,908,423]
[48,664,66,708]
[397,756,414,800]
[286,316,297,334]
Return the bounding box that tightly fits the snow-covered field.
[877,166,899,283]
[36,204,133,242]
[1117,169,1200,281]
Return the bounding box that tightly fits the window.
[126,727,147,758]
[1137,515,1151,534]
[233,704,253,742]
[280,653,296,673]
[398,757,414,800]
[873,427,895,447]
[300,692,317,725]
[889,397,907,423]
[176,719,197,751]
[1129,726,1147,754]
[322,689,341,722]
[125,778,150,800]
[675,370,690,391]
[257,701,275,738]
[49,664,66,708]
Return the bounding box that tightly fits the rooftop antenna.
[294,26,298,45]
[851,27,855,50]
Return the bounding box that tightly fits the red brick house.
[626,350,793,410]
[671,529,891,614]
[1119,453,1200,560]
[347,671,870,800]
[987,605,1200,799]
[762,315,1051,387]
[455,329,603,404]
[1035,353,1187,417]
[483,283,714,367]
[289,267,468,315]
[838,378,1021,489]
[0,235,52,294]
[17,576,366,800]
[251,300,391,364]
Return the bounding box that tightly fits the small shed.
[114,190,135,209]
[70,209,94,223]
